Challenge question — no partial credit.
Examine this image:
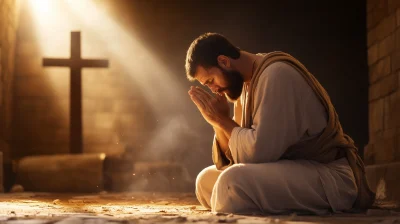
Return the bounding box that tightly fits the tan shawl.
[213,51,375,209]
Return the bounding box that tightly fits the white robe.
[196,62,357,214]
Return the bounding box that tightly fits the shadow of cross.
[43,31,109,154]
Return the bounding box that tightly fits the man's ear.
[217,55,231,69]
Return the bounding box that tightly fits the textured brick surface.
[384,87,400,129]
[368,43,379,66]
[369,73,398,100]
[369,98,384,134]
[376,13,396,41]
[367,0,400,205]
[369,56,391,83]
[0,0,19,164]
[378,33,395,59]
[367,0,388,29]
[389,0,400,14]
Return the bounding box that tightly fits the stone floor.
[0,192,399,223]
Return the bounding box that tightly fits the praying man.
[185,33,375,214]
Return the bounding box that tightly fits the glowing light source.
[27,0,52,20]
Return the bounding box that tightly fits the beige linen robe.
[196,60,361,214]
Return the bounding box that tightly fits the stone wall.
[365,0,400,201]
[365,0,400,165]
[0,0,20,164]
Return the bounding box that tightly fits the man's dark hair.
[185,33,241,81]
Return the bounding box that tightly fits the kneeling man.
[185,33,375,214]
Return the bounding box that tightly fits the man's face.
[195,66,244,102]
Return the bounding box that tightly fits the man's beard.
[219,68,244,102]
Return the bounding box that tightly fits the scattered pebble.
[10,185,24,193]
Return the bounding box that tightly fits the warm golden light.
[26,0,188,113]
[23,0,195,157]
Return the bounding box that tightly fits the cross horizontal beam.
[43,58,109,68]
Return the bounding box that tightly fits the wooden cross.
[43,31,109,154]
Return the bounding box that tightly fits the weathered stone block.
[82,69,114,85]
[384,89,400,129]
[83,113,96,129]
[373,136,396,164]
[369,56,391,83]
[112,100,139,113]
[397,8,400,27]
[389,0,400,14]
[369,73,398,101]
[383,128,400,139]
[395,28,400,50]
[364,143,375,165]
[368,27,378,47]
[117,114,136,127]
[83,83,110,98]
[377,13,397,40]
[83,129,113,144]
[367,0,380,13]
[368,43,379,66]
[394,133,400,161]
[369,98,384,134]
[95,112,116,129]
[391,50,400,71]
[82,99,113,113]
[379,33,395,59]
[16,153,106,192]
[368,0,388,29]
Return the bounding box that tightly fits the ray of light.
[63,0,188,116]
[24,0,201,170]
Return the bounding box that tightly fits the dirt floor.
[0,192,400,223]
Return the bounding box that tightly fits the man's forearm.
[216,117,240,140]
[214,118,240,154]
[214,126,230,154]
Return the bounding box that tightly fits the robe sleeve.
[212,134,234,170]
[228,62,310,163]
